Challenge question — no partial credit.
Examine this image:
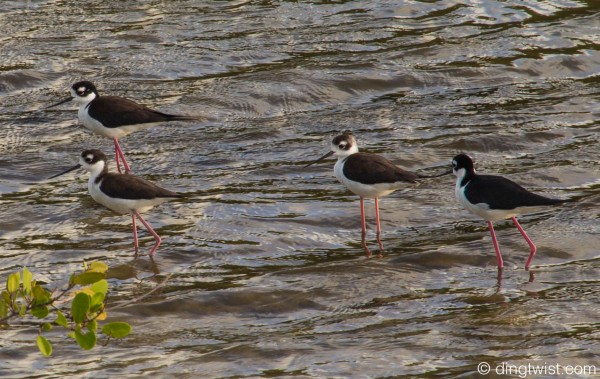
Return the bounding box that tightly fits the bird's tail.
[167,114,203,122]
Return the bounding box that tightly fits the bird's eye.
[452,161,457,168]
[338,143,346,149]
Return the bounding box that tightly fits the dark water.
[1,1,600,377]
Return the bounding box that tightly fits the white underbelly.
[78,107,161,138]
[334,160,401,198]
[456,183,520,221]
[89,181,165,214]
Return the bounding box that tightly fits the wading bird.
[47,81,196,174]
[452,153,568,270]
[50,149,182,257]
[305,133,419,257]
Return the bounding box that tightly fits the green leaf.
[2,291,10,305]
[74,329,96,350]
[42,322,53,332]
[71,293,91,324]
[101,322,132,339]
[88,262,108,274]
[0,298,7,318]
[90,279,108,296]
[30,305,49,319]
[55,310,68,327]
[32,284,51,304]
[90,292,105,310]
[22,268,33,295]
[87,319,98,333]
[72,272,105,286]
[7,272,20,293]
[36,335,52,356]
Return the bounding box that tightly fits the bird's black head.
[304,132,357,168]
[331,132,357,154]
[452,154,475,175]
[48,149,108,180]
[80,149,107,165]
[71,81,99,98]
[451,154,475,176]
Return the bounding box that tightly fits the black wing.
[465,174,564,210]
[88,96,193,128]
[343,153,418,185]
[99,173,181,200]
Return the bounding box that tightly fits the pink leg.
[113,138,123,174]
[113,137,132,174]
[359,197,372,258]
[132,210,162,256]
[487,221,504,269]
[374,197,384,258]
[512,217,537,270]
[132,213,139,257]
[114,146,122,174]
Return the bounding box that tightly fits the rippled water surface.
[1,1,600,378]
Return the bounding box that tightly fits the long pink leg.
[487,221,504,269]
[113,137,132,174]
[114,144,122,174]
[359,197,372,258]
[132,213,139,257]
[113,138,123,174]
[132,210,162,256]
[374,197,384,258]
[512,217,537,270]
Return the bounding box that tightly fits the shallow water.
[1,1,600,378]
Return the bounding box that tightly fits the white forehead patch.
[77,86,86,94]
[85,154,94,161]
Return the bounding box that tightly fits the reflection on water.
[1,0,600,377]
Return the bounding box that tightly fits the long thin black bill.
[417,169,453,179]
[48,164,82,179]
[304,151,334,168]
[45,96,74,109]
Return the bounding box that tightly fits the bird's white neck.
[71,90,97,107]
[84,160,107,184]
[334,145,359,160]
[454,167,468,186]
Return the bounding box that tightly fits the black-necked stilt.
[305,133,419,257]
[50,149,182,257]
[452,153,568,270]
[46,81,196,174]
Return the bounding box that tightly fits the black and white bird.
[305,133,418,257]
[452,153,567,270]
[47,81,196,174]
[50,149,182,257]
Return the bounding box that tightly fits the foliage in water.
[0,262,131,356]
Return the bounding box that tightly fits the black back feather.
[464,174,565,210]
[87,96,195,128]
[98,173,182,200]
[342,153,418,185]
